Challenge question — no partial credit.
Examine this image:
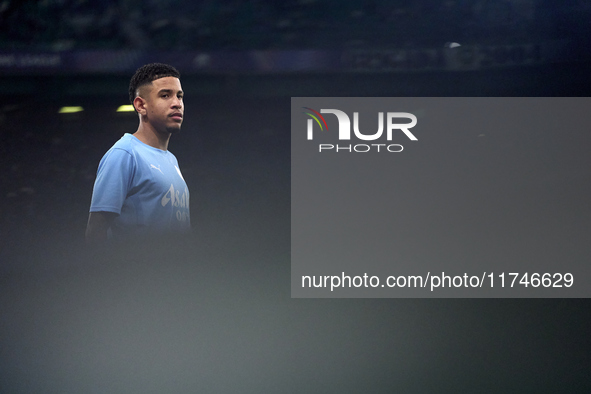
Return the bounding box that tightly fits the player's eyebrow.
[157,89,183,95]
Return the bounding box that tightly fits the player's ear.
[134,95,147,115]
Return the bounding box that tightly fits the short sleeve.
[89,148,135,214]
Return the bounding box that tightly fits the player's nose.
[172,96,182,108]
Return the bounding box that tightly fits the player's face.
[145,76,184,134]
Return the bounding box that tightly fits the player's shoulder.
[106,133,152,160]
[99,134,137,166]
[166,149,179,161]
[110,133,136,154]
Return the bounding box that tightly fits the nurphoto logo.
[302,107,418,153]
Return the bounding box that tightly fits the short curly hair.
[128,63,181,109]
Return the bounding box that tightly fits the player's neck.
[133,124,170,151]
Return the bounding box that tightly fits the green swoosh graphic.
[304,112,323,131]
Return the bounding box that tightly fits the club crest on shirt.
[174,165,185,180]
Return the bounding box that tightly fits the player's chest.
[133,154,186,193]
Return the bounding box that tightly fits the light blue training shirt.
[90,133,190,238]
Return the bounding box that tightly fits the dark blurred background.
[1,1,590,393]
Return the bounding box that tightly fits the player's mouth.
[169,112,183,121]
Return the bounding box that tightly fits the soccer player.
[86,63,190,243]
